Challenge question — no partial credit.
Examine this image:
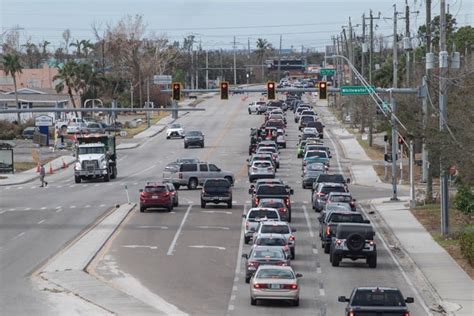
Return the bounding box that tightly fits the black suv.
[319,211,367,253]
[184,131,204,148]
[200,178,233,208]
[330,223,377,268]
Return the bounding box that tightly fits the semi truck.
[74,135,117,183]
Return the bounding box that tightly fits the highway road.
[85,93,427,316]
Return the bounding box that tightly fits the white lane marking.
[302,205,314,238]
[319,289,326,296]
[360,205,432,315]
[40,207,47,210]
[85,205,91,208]
[99,204,106,207]
[188,245,226,250]
[37,219,45,224]
[317,267,322,274]
[70,205,76,209]
[5,187,11,190]
[14,232,25,239]
[196,225,230,230]
[167,204,192,256]
[24,207,31,211]
[55,206,62,209]
[69,185,75,188]
[30,186,36,189]
[312,248,318,254]
[94,184,100,187]
[9,208,15,211]
[122,245,158,250]
[56,208,63,213]
[200,210,232,215]
[326,130,343,174]
[17,186,23,190]
[228,305,234,311]
[0,211,5,215]
[137,225,168,229]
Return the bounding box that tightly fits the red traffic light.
[268,83,274,89]
[172,82,181,101]
[320,82,326,88]
[220,81,229,100]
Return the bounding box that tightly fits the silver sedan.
[250,266,302,306]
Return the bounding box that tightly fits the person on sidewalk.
[39,164,48,187]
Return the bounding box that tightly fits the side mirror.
[291,228,297,232]
[139,189,143,192]
[248,189,253,194]
[338,296,349,302]
[290,189,294,195]
[329,155,333,158]
[242,214,246,218]
[246,158,250,162]
[295,273,303,278]
[242,254,248,259]
[405,297,414,304]
[346,178,351,184]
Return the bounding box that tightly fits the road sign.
[35,115,54,126]
[320,68,336,76]
[153,75,172,85]
[341,86,376,95]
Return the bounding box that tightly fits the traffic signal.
[172,82,181,101]
[318,81,327,100]
[220,81,229,100]
[267,81,276,100]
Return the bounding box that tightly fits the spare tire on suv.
[346,233,365,252]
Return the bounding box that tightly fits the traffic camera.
[220,81,229,100]
[318,81,327,100]
[267,81,276,100]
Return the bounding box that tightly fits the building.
[0,64,59,91]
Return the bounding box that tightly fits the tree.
[70,39,82,57]
[453,26,474,54]
[256,38,272,82]
[2,53,23,123]
[53,61,78,110]
[418,14,457,52]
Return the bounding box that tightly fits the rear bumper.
[251,289,299,301]
[201,195,232,203]
[140,200,172,208]
[332,248,375,258]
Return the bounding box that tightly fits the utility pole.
[233,36,237,85]
[391,4,399,201]
[348,18,354,85]
[369,10,374,84]
[130,81,134,110]
[422,0,432,194]
[220,48,224,81]
[405,1,411,86]
[146,77,150,128]
[439,0,449,235]
[361,13,366,78]
[277,35,282,82]
[195,50,199,89]
[247,38,251,84]
[205,50,209,89]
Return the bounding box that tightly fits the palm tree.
[69,39,82,57]
[53,61,78,111]
[81,40,94,59]
[256,38,271,82]
[2,53,23,123]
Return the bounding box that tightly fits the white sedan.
[250,265,302,306]
[166,123,185,139]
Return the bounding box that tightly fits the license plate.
[270,284,281,289]
[152,195,158,199]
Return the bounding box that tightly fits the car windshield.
[258,147,276,153]
[187,131,201,136]
[330,195,352,203]
[301,116,315,122]
[305,171,322,177]
[306,151,327,158]
[248,210,279,220]
[256,268,294,279]
[321,186,346,194]
[144,186,166,193]
[171,124,181,128]
[78,146,105,155]
[317,174,345,183]
[330,214,364,223]
[352,289,406,307]
[257,186,288,195]
[204,179,230,188]
[259,201,285,209]
[256,238,286,246]
[261,225,290,234]
[253,162,271,168]
[252,250,284,259]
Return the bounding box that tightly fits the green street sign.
[320,68,336,76]
[341,85,376,95]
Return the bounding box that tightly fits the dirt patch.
[411,204,474,279]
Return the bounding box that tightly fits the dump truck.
[74,135,117,183]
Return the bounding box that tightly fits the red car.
[139,182,174,212]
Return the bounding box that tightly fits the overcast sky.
[1,0,472,51]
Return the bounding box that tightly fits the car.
[248,101,267,114]
[302,161,326,174]
[21,127,39,139]
[85,122,106,134]
[166,123,185,139]
[184,130,204,148]
[252,233,291,259]
[162,162,234,190]
[257,198,290,222]
[247,153,276,170]
[319,211,367,253]
[303,144,331,158]
[256,146,280,168]
[268,114,286,124]
[253,220,296,259]
[302,127,318,135]
[330,223,377,268]
[339,287,414,315]
[259,126,278,141]
[200,178,232,208]
[249,179,292,196]
[265,119,286,129]
[249,266,302,306]
[312,174,351,192]
[306,121,325,138]
[298,115,316,130]
[302,150,330,170]
[242,207,281,244]
[251,184,294,216]
[276,129,286,148]
[256,140,279,152]
[326,192,356,211]
[312,182,348,212]
[139,182,174,212]
[302,170,324,189]
[248,160,275,182]
[242,246,290,283]
[165,182,179,207]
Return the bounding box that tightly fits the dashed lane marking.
[302,205,314,238]
[37,219,45,224]
[56,208,63,213]
[13,232,25,240]
[85,205,91,208]
[40,207,47,210]
[99,204,106,207]
[70,205,76,209]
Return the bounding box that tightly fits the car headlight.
[75,162,82,170]
[100,161,107,168]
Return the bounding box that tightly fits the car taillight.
[276,262,287,266]
[326,226,331,236]
[285,198,290,206]
[368,240,374,245]
[289,235,295,241]
[252,167,257,171]
[248,261,259,268]
[178,173,183,179]
[336,239,343,245]
[140,192,146,198]
[283,284,298,290]
[253,283,268,289]
[164,192,170,197]
[348,312,355,316]
[278,208,287,213]
[255,198,259,205]
[267,167,273,171]
[403,312,410,316]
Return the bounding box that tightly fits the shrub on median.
[459,225,474,265]
[454,185,474,215]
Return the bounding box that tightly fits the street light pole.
[391,4,399,201]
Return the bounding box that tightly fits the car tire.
[184,144,188,148]
[245,276,250,284]
[166,136,170,139]
[291,249,295,260]
[324,243,330,254]
[227,201,233,209]
[367,254,377,268]
[250,297,257,305]
[244,236,251,244]
[74,176,81,183]
[331,254,340,267]
[201,200,206,209]
[174,184,180,190]
[201,143,204,148]
[103,173,110,182]
[293,298,299,307]
[188,178,198,190]
[174,200,178,207]
[283,144,286,149]
[140,206,145,213]
[288,212,292,222]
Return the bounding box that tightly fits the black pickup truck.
[250,184,294,221]
[319,211,368,253]
[312,173,351,191]
[339,287,414,316]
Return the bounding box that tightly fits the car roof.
[256,233,286,239]
[328,192,351,196]
[353,287,401,292]
[321,182,345,187]
[259,198,285,202]
[260,220,289,226]
[145,182,166,187]
[248,207,279,213]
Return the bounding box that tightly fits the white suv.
[166,123,185,139]
[253,220,297,259]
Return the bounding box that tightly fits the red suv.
[139,182,173,212]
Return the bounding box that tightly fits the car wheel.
[245,276,250,284]
[166,136,170,139]
[184,144,188,148]
[74,176,81,183]
[140,206,145,213]
[293,298,299,307]
[103,173,110,182]
[331,254,340,267]
[244,236,251,244]
[227,201,233,209]
[283,144,286,149]
[201,200,206,209]
[324,243,330,254]
[250,297,257,305]
[188,178,198,190]
[368,253,377,268]
[174,184,180,190]
[291,249,295,260]
[201,143,204,148]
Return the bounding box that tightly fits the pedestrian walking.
[39,164,48,187]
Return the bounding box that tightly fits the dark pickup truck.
[339,287,414,316]
[250,184,294,221]
[319,211,367,253]
[312,173,351,191]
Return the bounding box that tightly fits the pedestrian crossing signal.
[220,81,229,100]
[267,81,276,100]
[172,82,181,101]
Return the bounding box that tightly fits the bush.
[0,120,21,140]
[459,225,474,265]
[454,185,474,215]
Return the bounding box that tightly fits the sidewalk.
[0,155,75,186]
[323,104,473,315]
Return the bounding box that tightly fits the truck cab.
[74,135,117,183]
